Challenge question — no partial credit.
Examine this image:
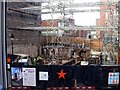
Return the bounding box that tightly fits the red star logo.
[57,70,66,79]
[7,57,11,63]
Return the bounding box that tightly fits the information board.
[108,72,119,85]
[23,68,36,86]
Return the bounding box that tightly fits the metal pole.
[0,0,8,89]
[11,41,13,54]
[99,37,100,52]
[103,24,107,65]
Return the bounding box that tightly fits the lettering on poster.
[23,68,36,86]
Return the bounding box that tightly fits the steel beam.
[20,2,116,10]
[21,26,117,31]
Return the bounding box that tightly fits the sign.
[39,71,48,81]
[23,68,36,86]
[11,67,23,86]
[108,72,119,85]
[81,61,89,66]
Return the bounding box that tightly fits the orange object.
[57,70,66,79]
[7,57,11,63]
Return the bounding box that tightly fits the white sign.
[39,71,48,81]
[108,72,119,85]
[22,68,36,86]
[81,61,89,66]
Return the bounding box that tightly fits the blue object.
[0,84,2,90]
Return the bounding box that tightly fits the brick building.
[96,0,116,39]
[41,18,87,37]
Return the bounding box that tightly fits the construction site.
[0,0,120,90]
[7,0,119,65]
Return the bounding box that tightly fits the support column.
[0,1,8,89]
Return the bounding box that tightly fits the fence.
[10,65,120,90]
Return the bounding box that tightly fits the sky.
[73,0,100,26]
[41,0,100,26]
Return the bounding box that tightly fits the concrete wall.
[7,44,38,57]
[7,2,44,56]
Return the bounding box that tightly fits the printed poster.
[39,71,48,81]
[108,72,119,85]
[11,67,23,86]
[22,68,36,86]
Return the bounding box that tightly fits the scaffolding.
[9,0,119,65]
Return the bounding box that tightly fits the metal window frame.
[0,0,8,89]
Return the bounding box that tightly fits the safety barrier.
[9,87,31,90]
[10,65,120,89]
[46,86,95,90]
